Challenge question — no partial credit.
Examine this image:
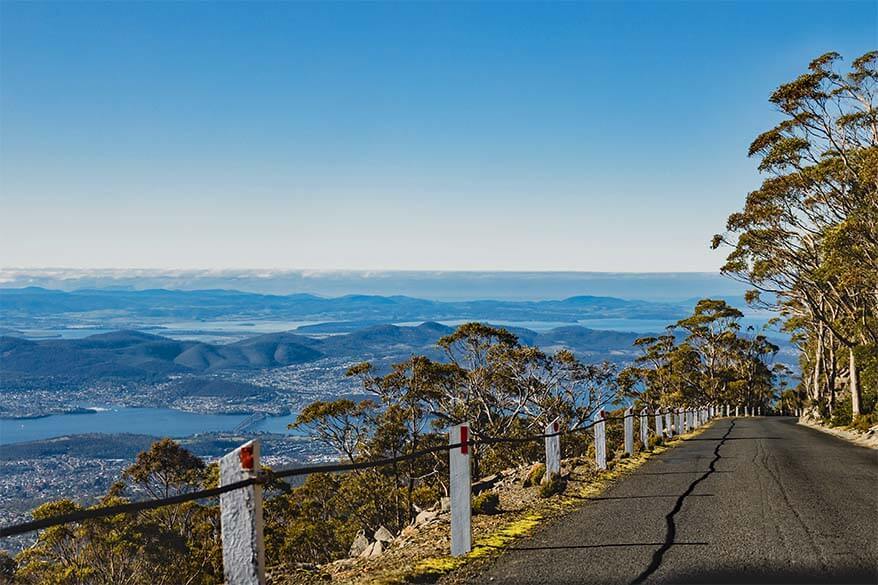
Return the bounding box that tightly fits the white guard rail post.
[639,408,649,450]
[623,407,634,457]
[545,418,561,479]
[449,422,472,556]
[594,410,607,470]
[220,439,265,585]
[665,409,673,439]
[735,405,740,417]
[654,408,664,440]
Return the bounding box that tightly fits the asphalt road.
[473,417,878,585]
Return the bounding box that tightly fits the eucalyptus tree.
[675,299,744,405]
[713,51,878,418]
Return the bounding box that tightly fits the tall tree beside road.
[713,51,878,422]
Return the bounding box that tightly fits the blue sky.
[1,1,875,271]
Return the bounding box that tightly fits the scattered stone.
[349,530,369,558]
[415,509,439,525]
[374,525,394,543]
[440,496,451,512]
[359,540,384,558]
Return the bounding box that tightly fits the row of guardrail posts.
[219,403,759,583]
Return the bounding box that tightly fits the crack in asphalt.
[630,419,737,585]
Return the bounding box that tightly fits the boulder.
[359,541,384,558]
[440,496,451,512]
[374,525,394,543]
[415,509,439,525]
[349,530,369,558]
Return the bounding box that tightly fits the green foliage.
[522,463,545,488]
[472,492,500,515]
[0,551,14,582]
[14,440,223,585]
[713,50,877,421]
[538,473,566,498]
[623,299,780,413]
[851,413,878,432]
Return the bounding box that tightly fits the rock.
[374,525,394,543]
[332,558,357,569]
[359,541,379,558]
[440,496,451,512]
[473,473,500,494]
[349,530,369,557]
[415,509,439,525]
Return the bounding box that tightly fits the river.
[0,407,301,445]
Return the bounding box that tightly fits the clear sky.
[1,1,875,272]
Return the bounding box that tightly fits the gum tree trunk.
[850,346,862,417]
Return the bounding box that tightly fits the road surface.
[473,417,878,584]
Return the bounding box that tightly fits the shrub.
[472,491,500,515]
[851,412,878,433]
[649,435,663,449]
[829,396,853,427]
[538,473,566,498]
[522,463,545,487]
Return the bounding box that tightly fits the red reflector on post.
[239,445,254,470]
[553,421,559,433]
[460,425,468,455]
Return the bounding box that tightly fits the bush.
[829,396,853,427]
[522,463,545,487]
[472,491,500,515]
[538,473,566,498]
[851,412,878,432]
[411,484,441,511]
[649,435,663,449]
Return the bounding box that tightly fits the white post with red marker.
[220,439,265,585]
[623,407,634,457]
[449,422,472,556]
[639,407,649,450]
[545,418,561,479]
[594,410,607,470]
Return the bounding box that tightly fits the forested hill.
[0,323,645,385]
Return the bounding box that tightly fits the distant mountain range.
[0,322,645,389]
[1,286,689,323]
[0,269,750,301]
